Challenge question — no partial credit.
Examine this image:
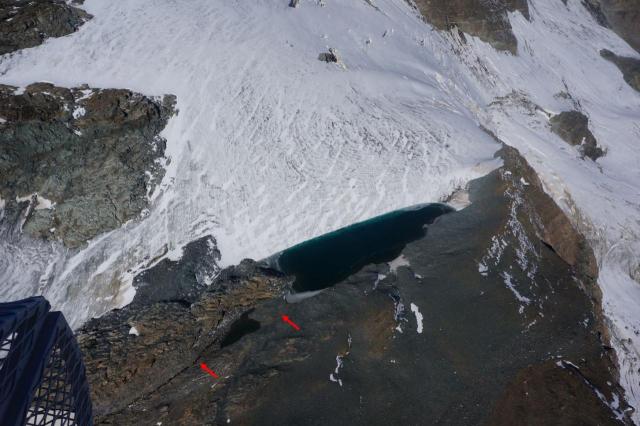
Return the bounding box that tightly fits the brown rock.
[549,110,605,161]
[412,0,529,54]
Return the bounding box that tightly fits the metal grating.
[0,297,93,426]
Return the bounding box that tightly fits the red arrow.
[200,362,219,379]
[281,314,301,331]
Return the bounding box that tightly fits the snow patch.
[388,254,410,274]
[410,303,423,334]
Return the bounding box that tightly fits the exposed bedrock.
[412,0,529,54]
[0,0,91,55]
[549,110,605,161]
[78,145,629,424]
[601,49,640,92]
[0,83,176,248]
[582,0,640,53]
[78,254,289,420]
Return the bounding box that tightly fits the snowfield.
[0,0,639,419]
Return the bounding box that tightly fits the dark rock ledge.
[78,145,631,425]
[0,83,176,247]
[0,0,91,55]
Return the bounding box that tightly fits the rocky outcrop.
[549,110,605,161]
[412,0,529,54]
[601,49,640,92]
[78,256,289,418]
[318,47,340,63]
[78,145,629,424]
[0,0,91,55]
[583,0,640,53]
[0,83,176,247]
[132,235,222,307]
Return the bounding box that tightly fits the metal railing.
[0,297,93,426]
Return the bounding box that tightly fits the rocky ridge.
[0,0,91,55]
[0,82,176,247]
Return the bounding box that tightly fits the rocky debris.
[582,0,640,53]
[79,144,629,424]
[0,0,91,55]
[601,49,640,92]
[412,0,529,54]
[289,0,300,8]
[549,111,605,161]
[77,257,290,418]
[318,47,340,63]
[0,83,176,248]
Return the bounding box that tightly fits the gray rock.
[549,110,605,161]
[601,48,640,92]
[0,83,176,247]
[0,0,91,55]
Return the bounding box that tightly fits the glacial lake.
[273,203,454,292]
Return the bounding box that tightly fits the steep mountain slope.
[79,147,629,424]
[0,0,639,421]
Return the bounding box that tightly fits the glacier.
[0,0,639,419]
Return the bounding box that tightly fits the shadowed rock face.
[0,83,176,247]
[601,49,640,92]
[412,0,529,54]
[78,146,629,425]
[583,0,640,53]
[549,111,605,161]
[0,0,91,55]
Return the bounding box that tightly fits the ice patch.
[329,333,352,387]
[128,326,139,336]
[501,271,531,306]
[285,289,324,303]
[410,303,423,334]
[388,254,410,274]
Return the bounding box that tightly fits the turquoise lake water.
[274,203,454,292]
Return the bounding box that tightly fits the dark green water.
[275,203,454,292]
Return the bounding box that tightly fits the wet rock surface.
[0,0,91,55]
[78,146,629,425]
[412,0,529,54]
[582,0,640,53]
[0,83,176,247]
[601,49,640,92]
[549,110,605,161]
